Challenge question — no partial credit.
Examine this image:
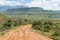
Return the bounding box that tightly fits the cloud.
[0,0,60,10]
[0,0,22,6]
[26,0,42,7]
[26,0,60,10]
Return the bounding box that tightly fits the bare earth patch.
[0,24,52,40]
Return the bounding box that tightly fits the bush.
[32,20,60,40]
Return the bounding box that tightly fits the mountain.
[4,7,48,13]
[0,6,60,12]
[53,10,60,12]
[0,6,28,12]
[1,6,60,20]
[0,6,19,12]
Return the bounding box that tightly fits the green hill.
[1,7,60,20]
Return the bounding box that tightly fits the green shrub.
[32,20,60,40]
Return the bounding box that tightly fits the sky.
[0,0,60,10]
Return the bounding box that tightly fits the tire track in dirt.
[0,24,52,40]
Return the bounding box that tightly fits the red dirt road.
[0,24,52,40]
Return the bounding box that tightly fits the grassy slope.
[0,10,60,40]
[32,19,60,40]
[2,11,60,21]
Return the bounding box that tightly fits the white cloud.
[26,0,60,10]
[0,0,22,6]
[0,0,60,10]
[26,0,42,7]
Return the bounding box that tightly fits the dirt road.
[1,24,52,40]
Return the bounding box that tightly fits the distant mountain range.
[5,7,44,13]
[0,6,60,20]
[0,6,59,13]
[0,6,28,12]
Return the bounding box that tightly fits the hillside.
[2,7,60,20]
[4,7,44,13]
[0,14,8,27]
[0,7,60,40]
[0,24,52,40]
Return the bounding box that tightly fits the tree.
[2,19,12,30]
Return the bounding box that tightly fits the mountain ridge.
[0,6,59,12]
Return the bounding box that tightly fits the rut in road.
[1,24,52,40]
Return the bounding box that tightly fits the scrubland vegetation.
[0,12,60,40]
[32,20,60,40]
[0,14,31,36]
